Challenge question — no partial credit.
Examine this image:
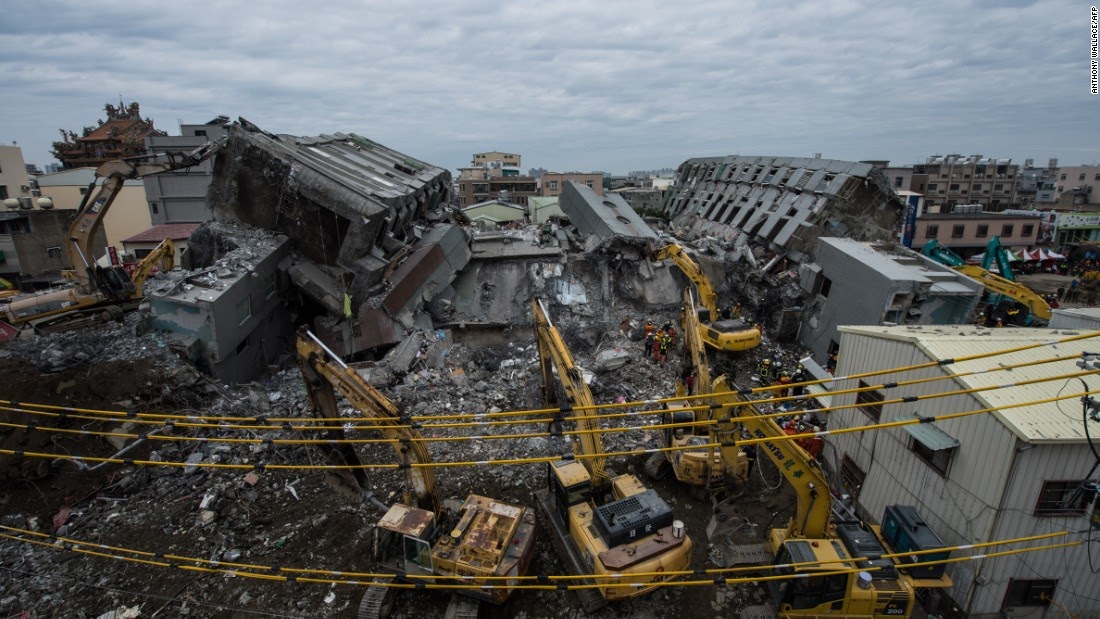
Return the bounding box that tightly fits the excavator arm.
[653,243,719,316]
[711,376,831,544]
[922,240,1050,321]
[68,140,223,295]
[130,239,174,297]
[680,288,712,394]
[296,327,440,513]
[954,265,1052,320]
[531,297,609,487]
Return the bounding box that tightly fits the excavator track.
[443,594,480,619]
[357,579,395,619]
[739,603,778,619]
[534,488,608,613]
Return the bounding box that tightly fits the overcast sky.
[0,1,1095,175]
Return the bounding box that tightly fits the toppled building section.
[663,156,902,262]
[313,223,471,355]
[208,121,457,308]
[206,121,468,356]
[799,237,982,360]
[560,181,658,243]
[143,221,292,383]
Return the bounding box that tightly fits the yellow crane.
[2,141,221,334]
[295,327,537,619]
[651,243,761,351]
[531,297,692,611]
[647,287,747,491]
[709,382,952,618]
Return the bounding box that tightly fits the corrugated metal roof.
[839,325,1100,443]
[903,422,959,451]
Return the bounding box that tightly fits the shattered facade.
[800,237,981,360]
[663,156,903,261]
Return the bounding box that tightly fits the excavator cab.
[92,265,136,299]
[374,503,439,577]
[547,459,593,523]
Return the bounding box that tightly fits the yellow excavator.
[530,297,692,611]
[647,287,747,492]
[1,141,221,334]
[921,240,1051,323]
[651,242,761,351]
[0,276,16,300]
[708,382,952,618]
[295,327,537,619]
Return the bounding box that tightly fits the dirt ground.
[0,316,798,619]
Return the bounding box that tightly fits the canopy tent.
[1017,248,1065,261]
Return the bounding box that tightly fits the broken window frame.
[855,381,883,422]
[1033,480,1089,516]
[1003,579,1057,608]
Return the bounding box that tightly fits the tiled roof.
[122,223,201,243]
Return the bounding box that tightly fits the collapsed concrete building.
[206,122,469,357]
[799,237,983,360]
[662,156,903,262]
[143,222,292,383]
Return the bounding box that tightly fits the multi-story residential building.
[472,151,520,170]
[910,209,1041,257]
[539,172,603,197]
[457,152,536,206]
[912,155,1018,212]
[0,145,34,205]
[143,116,230,225]
[1016,159,1060,208]
[1052,165,1100,209]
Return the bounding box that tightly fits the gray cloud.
[1,0,1095,174]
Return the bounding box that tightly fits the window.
[0,185,6,200]
[1079,173,1086,181]
[151,202,159,214]
[855,381,884,422]
[994,183,1004,190]
[1003,579,1057,608]
[586,180,594,188]
[265,274,277,299]
[1022,224,1034,236]
[549,180,558,190]
[1060,173,1067,180]
[976,224,988,238]
[926,224,938,239]
[1094,174,1100,180]
[840,455,866,499]
[194,129,207,137]
[951,225,965,238]
[817,276,832,298]
[1034,480,1090,515]
[46,246,62,258]
[949,183,960,191]
[1002,224,1014,237]
[927,183,938,191]
[1057,186,1064,193]
[236,296,252,325]
[907,426,957,477]
[894,176,903,188]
